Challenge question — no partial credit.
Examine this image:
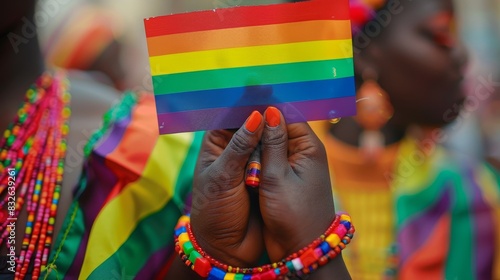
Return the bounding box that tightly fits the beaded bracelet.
[173,213,355,279]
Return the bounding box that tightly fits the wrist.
[287,211,337,255]
[307,254,351,280]
[190,223,253,268]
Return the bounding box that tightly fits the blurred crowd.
[35,0,500,164]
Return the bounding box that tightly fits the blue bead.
[243,275,252,280]
[275,268,281,275]
[340,221,351,230]
[174,227,187,237]
[208,267,225,280]
[320,241,331,254]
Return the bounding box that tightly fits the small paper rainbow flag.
[145,0,355,134]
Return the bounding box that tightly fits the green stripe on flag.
[42,202,85,280]
[153,58,354,95]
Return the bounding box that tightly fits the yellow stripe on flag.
[149,39,353,76]
[78,133,194,279]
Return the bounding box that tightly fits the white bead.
[292,258,303,271]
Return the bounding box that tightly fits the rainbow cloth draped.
[144,0,356,134]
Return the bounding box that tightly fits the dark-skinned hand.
[258,107,336,261]
[190,111,266,267]
[188,107,345,279]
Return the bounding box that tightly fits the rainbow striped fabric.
[144,0,356,134]
[43,93,203,279]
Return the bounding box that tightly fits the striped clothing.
[311,121,500,280]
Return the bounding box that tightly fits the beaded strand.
[0,71,70,280]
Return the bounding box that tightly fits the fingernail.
[245,111,262,133]
[265,106,281,127]
[245,161,261,188]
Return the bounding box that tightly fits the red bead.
[300,248,319,268]
[260,270,277,280]
[328,251,337,259]
[193,258,212,277]
[318,256,329,266]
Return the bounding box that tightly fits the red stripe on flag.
[144,0,349,37]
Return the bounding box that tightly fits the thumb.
[203,111,264,184]
[260,107,290,181]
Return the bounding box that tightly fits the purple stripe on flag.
[79,115,135,223]
[65,230,90,279]
[465,166,494,279]
[156,96,356,134]
[398,187,451,264]
[94,115,132,156]
[136,245,175,279]
[63,116,135,278]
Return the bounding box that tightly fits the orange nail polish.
[245,111,262,133]
[266,107,281,127]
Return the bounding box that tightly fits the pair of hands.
[190,107,336,267]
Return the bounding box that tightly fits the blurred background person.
[40,2,127,90]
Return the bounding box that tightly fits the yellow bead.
[224,273,236,280]
[228,266,233,273]
[53,192,60,200]
[63,92,71,102]
[27,89,35,99]
[26,227,32,234]
[326,234,341,247]
[62,108,71,118]
[62,124,69,135]
[179,216,190,223]
[178,233,189,248]
[340,214,351,222]
[49,217,55,225]
[3,130,10,138]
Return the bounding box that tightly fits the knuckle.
[228,131,253,154]
[263,130,287,147]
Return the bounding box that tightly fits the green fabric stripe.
[153,58,354,95]
[42,202,85,280]
[87,133,203,279]
[395,172,449,226]
[446,170,474,279]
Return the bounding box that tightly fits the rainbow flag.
[145,0,356,134]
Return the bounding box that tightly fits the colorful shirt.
[311,121,500,280]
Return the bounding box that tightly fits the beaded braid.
[0,70,70,279]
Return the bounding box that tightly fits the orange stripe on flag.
[146,20,352,56]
